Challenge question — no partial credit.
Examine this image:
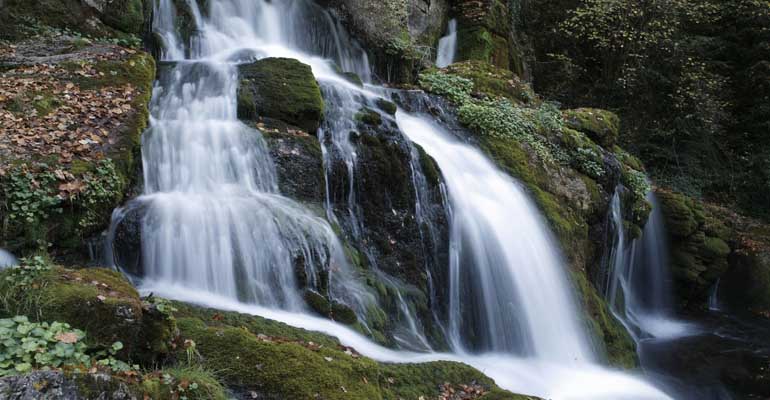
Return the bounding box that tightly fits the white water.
[606,189,694,341]
[436,19,457,68]
[114,0,672,398]
[144,282,672,400]
[0,249,17,269]
[397,112,592,361]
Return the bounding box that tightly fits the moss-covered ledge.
[0,37,155,263]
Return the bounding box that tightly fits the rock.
[0,266,176,362]
[355,107,383,126]
[443,61,536,104]
[99,0,146,35]
[0,371,134,400]
[263,131,326,205]
[563,108,620,148]
[304,289,331,316]
[330,301,358,324]
[376,98,398,115]
[237,58,324,133]
[657,189,735,309]
[0,38,155,263]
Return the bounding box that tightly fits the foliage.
[623,168,651,200]
[0,315,134,376]
[1,163,62,225]
[0,316,89,376]
[573,147,605,179]
[3,256,51,288]
[418,72,473,104]
[76,159,123,232]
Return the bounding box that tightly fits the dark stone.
[237,58,325,133]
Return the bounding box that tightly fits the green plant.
[3,256,51,288]
[573,147,606,179]
[2,164,62,225]
[76,159,123,231]
[623,168,651,199]
[418,72,473,104]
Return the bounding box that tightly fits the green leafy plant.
[2,164,62,225]
[0,316,89,376]
[573,147,606,179]
[3,256,51,288]
[418,72,473,104]
[76,159,123,231]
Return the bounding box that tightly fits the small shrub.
[0,316,89,376]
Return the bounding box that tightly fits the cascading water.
[396,112,593,361]
[110,0,373,315]
[114,0,673,398]
[436,19,458,68]
[605,189,693,341]
[0,249,17,269]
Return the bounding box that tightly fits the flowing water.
[109,0,674,398]
[436,19,457,68]
[605,189,694,341]
[0,249,17,269]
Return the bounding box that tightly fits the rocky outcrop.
[237,58,325,133]
[318,0,449,83]
[0,266,177,362]
[0,34,154,264]
[0,371,135,400]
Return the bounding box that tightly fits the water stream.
[436,19,457,68]
[0,249,17,269]
[109,0,673,398]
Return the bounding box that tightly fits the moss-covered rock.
[355,107,383,126]
[262,130,326,206]
[172,303,534,399]
[99,0,146,35]
[456,27,510,70]
[237,58,325,133]
[0,41,155,263]
[563,108,620,148]
[0,266,176,363]
[657,189,735,309]
[443,60,536,104]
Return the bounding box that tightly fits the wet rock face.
[237,58,325,133]
[263,131,326,206]
[656,190,733,309]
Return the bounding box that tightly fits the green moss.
[100,0,145,35]
[563,108,620,148]
[140,366,228,400]
[237,58,325,133]
[304,289,331,316]
[456,27,510,70]
[375,98,397,115]
[571,271,637,369]
[330,301,358,325]
[355,107,382,126]
[416,144,441,186]
[172,305,529,399]
[0,267,175,362]
[444,61,536,104]
[657,191,699,238]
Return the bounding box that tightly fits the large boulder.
[237,58,325,133]
[0,265,176,362]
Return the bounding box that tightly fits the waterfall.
[112,0,672,398]
[436,19,457,68]
[605,189,693,341]
[396,112,593,361]
[110,0,373,316]
[0,249,17,269]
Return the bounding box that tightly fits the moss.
[330,301,358,325]
[563,108,620,148]
[140,366,228,400]
[173,305,529,399]
[375,98,397,115]
[456,27,510,70]
[657,191,699,238]
[237,58,325,133]
[355,107,383,126]
[444,61,536,104]
[100,0,145,35]
[416,144,441,186]
[0,266,175,362]
[571,270,637,369]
